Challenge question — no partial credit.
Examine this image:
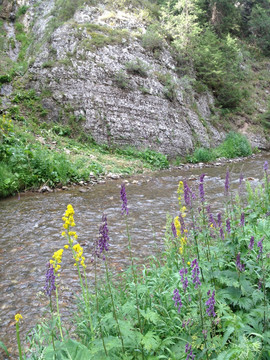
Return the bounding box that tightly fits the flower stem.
[16,322,23,360]
[104,257,125,352]
[55,284,64,341]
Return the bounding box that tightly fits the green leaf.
[140,308,160,325]
[44,339,92,360]
[141,331,161,352]
[222,326,235,347]
[0,340,9,357]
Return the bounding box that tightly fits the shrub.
[187,147,215,163]
[217,132,252,158]
[114,70,130,89]
[142,26,164,53]
[125,59,149,78]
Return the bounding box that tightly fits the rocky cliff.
[1,0,269,155]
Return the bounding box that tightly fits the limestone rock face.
[3,0,268,154]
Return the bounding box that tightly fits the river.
[1,153,270,358]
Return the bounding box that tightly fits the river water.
[1,153,270,357]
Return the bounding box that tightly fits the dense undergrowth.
[6,162,270,359]
[0,114,169,198]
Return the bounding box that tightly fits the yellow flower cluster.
[177,181,184,209]
[50,248,64,272]
[62,205,78,246]
[0,115,13,136]
[15,314,23,322]
[73,243,86,268]
[62,204,76,230]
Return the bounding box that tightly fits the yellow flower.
[174,216,181,237]
[61,231,66,236]
[179,247,183,254]
[64,245,69,249]
[15,314,23,322]
[187,261,191,266]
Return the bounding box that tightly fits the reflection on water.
[1,153,270,356]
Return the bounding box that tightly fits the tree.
[161,0,201,51]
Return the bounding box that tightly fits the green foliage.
[186,147,215,163]
[79,24,129,50]
[193,30,245,108]
[141,25,164,53]
[0,74,12,84]
[26,167,270,358]
[125,58,149,78]
[218,131,252,158]
[114,146,169,169]
[16,5,29,17]
[186,132,252,163]
[0,115,105,197]
[249,4,270,55]
[114,70,130,90]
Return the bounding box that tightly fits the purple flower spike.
[185,343,195,360]
[179,268,188,293]
[171,222,177,238]
[120,184,128,216]
[248,236,254,250]
[257,237,264,259]
[226,219,231,234]
[97,214,110,258]
[240,213,245,227]
[173,288,183,313]
[264,161,268,172]
[217,213,222,227]
[219,227,224,240]
[225,169,230,195]
[205,290,216,318]
[191,259,201,289]
[236,252,245,272]
[179,214,186,234]
[183,180,191,206]
[199,174,206,204]
[44,263,56,297]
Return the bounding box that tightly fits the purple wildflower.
[264,161,268,172]
[171,222,177,238]
[199,174,206,204]
[191,259,201,289]
[183,180,191,206]
[219,227,224,240]
[248,236,254,250]
[179,267,188,293]
[205,290,216,318]
[226,219,231,234]
[217,212,222,227]
[208,211,216,228]
[44,263,56,297]
[179,214,186,234]
[185,343,195,360]
[236,252,245,272]
[120,183,128,216]
[240,213,245,227]
[97,214,109,257]
[182,318,193,328]
[173,288,183,313]
[257,237,264,259]
[225,169,230,195]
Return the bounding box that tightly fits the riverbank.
[0,113,256,199]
